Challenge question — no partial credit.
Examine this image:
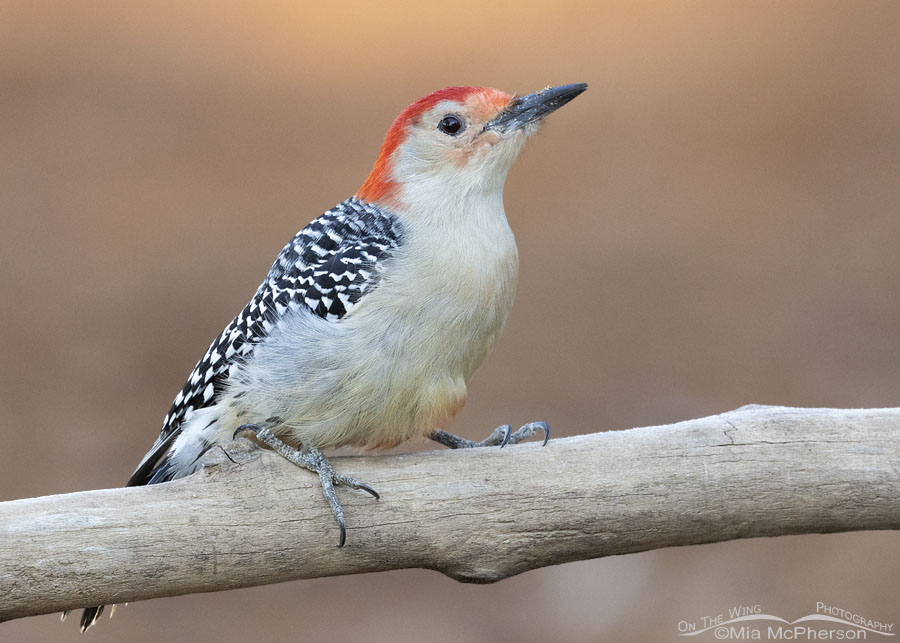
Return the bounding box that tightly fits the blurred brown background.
[2,1,899,641]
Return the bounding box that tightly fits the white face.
[391,94,534,197]
[358,84,585,209]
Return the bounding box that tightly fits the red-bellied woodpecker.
[68,82,587,631]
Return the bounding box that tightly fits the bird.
[67,82,587,631]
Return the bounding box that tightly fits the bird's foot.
[234,424,378,547]
[429,421,550,449]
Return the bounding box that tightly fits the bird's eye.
[438,114,465,136]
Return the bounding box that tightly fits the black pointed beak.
[486,83,587,133]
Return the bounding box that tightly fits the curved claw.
[233,423,261,440]
[230,432,374,547]
[356,482,380,500]
[498,425,513,449]
[534,421,551,446]
[503,421,551,447]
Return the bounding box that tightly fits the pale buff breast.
[215,206,518,452]
[341,216,519,446]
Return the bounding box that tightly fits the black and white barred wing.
[267,198,403,321]
[128,198,403,485]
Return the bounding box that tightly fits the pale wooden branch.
[2,405,899,623]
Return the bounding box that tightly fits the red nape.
[356,86,489,205]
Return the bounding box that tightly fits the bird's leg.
[233,424,378,547]
[429,421,550,449]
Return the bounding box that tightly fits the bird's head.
[357,83,587,208]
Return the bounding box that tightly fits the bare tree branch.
[2,405,899,623]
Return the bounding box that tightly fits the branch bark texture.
[2,405,899,622]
